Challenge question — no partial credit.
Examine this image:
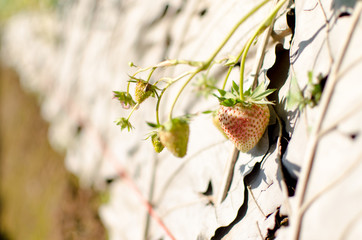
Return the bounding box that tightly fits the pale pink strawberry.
[218,103,270,152]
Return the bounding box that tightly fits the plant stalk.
[205,0,271,67]
[168,0,271,119]
[239,0,287,100]
[126,103,139,121]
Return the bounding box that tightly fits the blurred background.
[0,1,106,239]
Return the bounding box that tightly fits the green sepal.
[113,91,137,109]
[115,117,134,131]
[214,81,275,107]
[146,122,161,128]
[162,117,190,131]
[201,110,214,114]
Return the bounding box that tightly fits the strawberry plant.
[216,82,274,152]
[114,0,287,157]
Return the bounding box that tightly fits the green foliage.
[215,81,275,107]
[287,71,324,111]
[286,76,305,111]
[115,117,134,131]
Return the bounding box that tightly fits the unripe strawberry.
[151,133,164,153]
[159,118,190,158]
[135,81,153,103]
[218,103,270,152]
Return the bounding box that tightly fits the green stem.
[222,45,246,90]
[168,70,200,120]
[155,71,193,86]
[239,0,287,100]
[155,71,194,124]
[156,88,167,125]
[167,0,271,119]
[146,67,156,83]
[204,0,270,67]
[175,59,204,67]
[126,103,140,121]
[222,66,233,90]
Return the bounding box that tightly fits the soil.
[0,62,106,240]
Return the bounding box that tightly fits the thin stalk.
[155,71,193,86]
[168,70,200,120]
[222,44,246,90]
[239,0,287,100]
[156,88,167,125]
[222,66,233,90]
[204,0,271,67]
[146,67,156,83]
[126,103,139,121]
[239,27,264,100]
[168,0,271,119]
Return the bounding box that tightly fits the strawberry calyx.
[129,76,159,104]
[215,81,275,107]
[115,117,134,131]
[113,91,137,109]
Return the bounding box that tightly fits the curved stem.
[156,88,167,125]
[204,0,271,67]
[126,103,139,121]
[146,67,156,83]
[222,66,233,90]
[222,45,246,91]
[239,26,264,100]
[167,0,271,119]
[155,71,193,86]
[239,0,287,100]
[168,70,200,120]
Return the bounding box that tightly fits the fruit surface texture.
[135,81,152,103]
[218,103,270,152]
[151,133,164,153]
[159,118,189,158]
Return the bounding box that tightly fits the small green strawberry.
[133,79,158,104]
[151,132,164,153]
[215,81,274,152]
[159,117,190,158]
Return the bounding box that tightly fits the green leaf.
[217,89,227,97]
[115,117,134,131]
[201,110,214,114]
[232,81,240,94]
[146,122,160,128]
[307,71,313,83]
[252,88,276,101]
[221,98,239,107]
